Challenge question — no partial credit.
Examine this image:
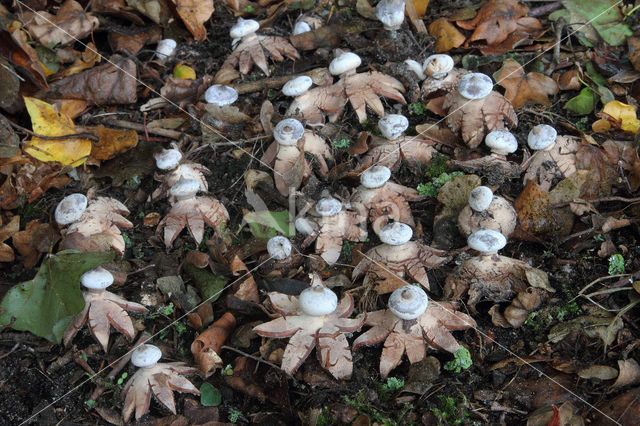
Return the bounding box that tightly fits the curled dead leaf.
[191,312,236,376]
[495,59,558,108]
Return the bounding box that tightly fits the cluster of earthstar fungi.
[51,3,584,420]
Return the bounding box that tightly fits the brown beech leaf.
[428,18,466,53]
[174,0,214,42]
[85,125,138,162]
[108,27,162,56]
[91,0,146,25]
[594,387,640,425]
[191,312,236,376]
[495,59,558,108]
[457,0,533,46]
[20,0,99,47]
[0,215,19,262]
[612,358,640,389]
[230,255,259,303]
[47,55,138,105]
[1,23,48,89]
[12,220,59,268]
[53,42,101,80]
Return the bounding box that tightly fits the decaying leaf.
[495,59,558,108]
[47,55,138,105]
[253,275,365,379]
[174,0,214,42]
[612,358,640,389]
[353,302,475,378]
[191,312,236,376]
[458,0,539,48]
[428,19,466,53]
[86,125,138,162]
[0,215,19,262]
[12,220,59,268]
[599,100,640,133]
[547,313,623,346]
[1,23,48,89]
[230,256,259,303]
[20,0,99,48]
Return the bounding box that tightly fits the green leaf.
[200,382,222,407]
[243,210,294,239]
[443,346,473,373]
[564,87,595,115]
[558,0,632,46]
[183,263,225,302]
[0,250,115,343]
[585,62,608,87]
[608,254,625,275]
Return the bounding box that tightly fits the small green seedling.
[608,254,625,275]
[221,364,234,376]
[332,138,351,149]
[377,377,405,401]
[443,346,472,373]
[408,102,427,115]
[228,408,243,423]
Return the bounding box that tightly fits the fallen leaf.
[94,139,155,186]
[174,0,214,42]
[20,0,99,48]
[127,0,171,24]
[0,215,19,262]
[0,58,20,112]
[173,63,196,79]
[85,125,138,162]
[91,0,146,25]
[428,18,465,53]
[12,220,59,268]
[495,59,558,109]
[550,0,632,47]
[0,113,20,158]
[629,37,640,72]
[355,0,377,20]
[563,87,595,115]
[1,22,48,89]
[601,100,640,133]
[0,250,114,343]
[53,42,101,80]
[457,0,534,46]
[557,69,582,91]
[22,97,92,166]
[47,55,138,105]
[593,387,640,425]
[411,0,429,17]
[230,255,259,303]
[107,26,162,55]
[612,358,640,388]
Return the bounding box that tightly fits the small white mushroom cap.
[154,148,182,170]
[230,19,259,39]
[378,114,409,140]
[404,59,426,81]
[485,130,517,156]
[468,186,493,212]
[527,124,557,150]
[457,73,493,100]
[131,344,162,368]
[295,217,316,235]
[80,266,114,290]
[379,222,413,245]
[170,178,200,199]
[155,39,177,60]
[282,76,313,97]
[274,118,305,146]
[267,236,292,260]
[423,54,454,79]
[468,229,506,253]
[299,284,338,316]
[376,0,405,31]
[315,197,342,216]
[388,285,429,320]
[55,193,88,225]
[293,21,312,35]
[205,84,238,106]
[329,52,361,76]
[360,165,391,188]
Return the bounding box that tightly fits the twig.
[104,118,183,140]
[550,196,640,209]
[9,120,99,142]
[221,345,298,382]
[0,343,20,360]
[529,1,562,17]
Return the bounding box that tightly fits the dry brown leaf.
[53,42,101,80]
[91,0,146,25]
[594,387,640,425]
[191,312,236,376]
[0,215,19,262]
[578,365,618,380]
[230,255,259,303]
[428,18,466,53]
[629,37,640,72]
[47,55,138,105]
[86,125,138,162]
[108,26,162,55]
[174,0,214,42]
[0,154,71,209]
[495,59,558,108]
[557,69,582,91]
[457,0,534,46]
[20,0,99,47]
[2,22,48,89]
[12,220,59,268]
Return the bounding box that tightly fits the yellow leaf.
[591,118,611,133]
[23,97,92,166]
[173,63,196,80]
[411,0,429,17]
[602,100,640,133]
[429,18,466,52]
